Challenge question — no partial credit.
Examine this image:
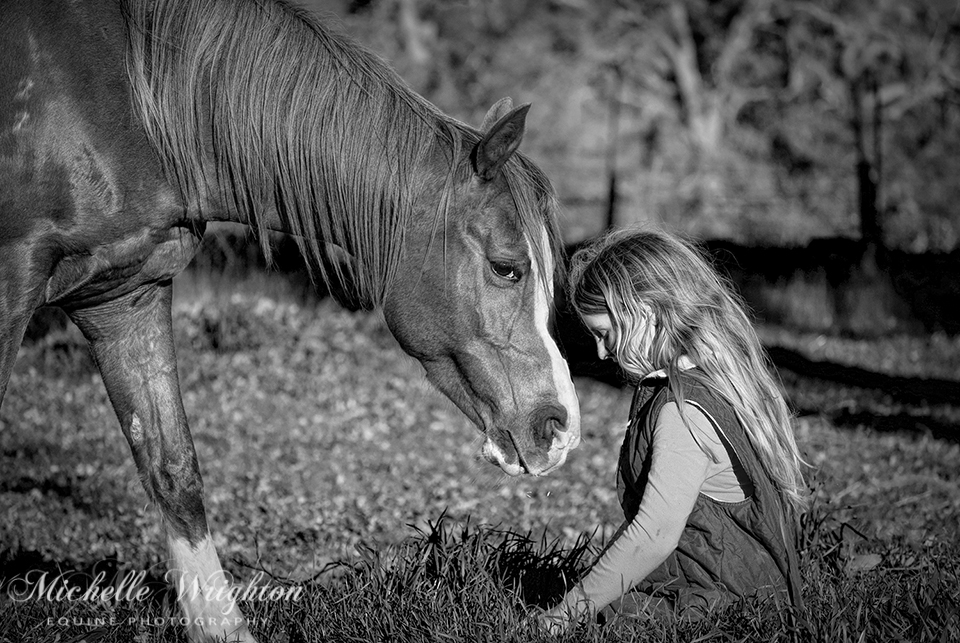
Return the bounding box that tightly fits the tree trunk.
[604,67,623,230]
[852,74,884,250]
[837,73,910,334]
[667,1,721,155]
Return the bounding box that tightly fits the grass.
[1,273,959,642]
[3,511,956,642]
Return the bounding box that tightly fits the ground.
[1,286,958,641]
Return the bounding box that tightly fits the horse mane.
[120,0,562,306]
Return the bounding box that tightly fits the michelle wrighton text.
[7,570,304,604]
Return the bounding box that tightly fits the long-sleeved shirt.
[556,400,749,617]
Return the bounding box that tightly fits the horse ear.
[473,102,530,181]
[479,97,515,134]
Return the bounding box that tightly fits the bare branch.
[715,0,774,86]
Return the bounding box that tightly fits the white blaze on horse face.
[166,534,255,643]
[482,228,581,476]
[531,228,581,468]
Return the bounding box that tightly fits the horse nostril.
[547,405,568,433]
[533,405,567,447]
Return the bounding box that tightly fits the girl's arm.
[543,402,714,625]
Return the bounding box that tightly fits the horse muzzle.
[481,404,581,476]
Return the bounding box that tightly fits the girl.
[539,228,806,631]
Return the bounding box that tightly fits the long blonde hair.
[568,228,807,513]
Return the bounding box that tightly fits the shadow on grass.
[0,476,76,499]
[767,345,960,443]
[767,346,960,408]
[827,408,960,443]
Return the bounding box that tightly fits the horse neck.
[123,0,475,304]
[211,102,467,309]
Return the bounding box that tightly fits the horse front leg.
[68,283,256,643]
[0,246,45,405]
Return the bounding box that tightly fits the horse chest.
[44,224,203,308]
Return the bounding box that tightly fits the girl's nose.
[595,340,608,361]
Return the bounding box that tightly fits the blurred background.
[281,0,960,338]
[19,0,959,341]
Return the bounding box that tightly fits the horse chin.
[481,438,524,476]
[481,435,572,477]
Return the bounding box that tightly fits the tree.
[577,0,809,237]
[302,0,960,249]
[781,0,960,251]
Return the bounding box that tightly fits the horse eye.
[490,261,521,282]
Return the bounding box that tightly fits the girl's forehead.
[580,312,612,329]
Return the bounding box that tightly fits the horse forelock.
[121,0,561,309]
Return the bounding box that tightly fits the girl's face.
[582,306,657,370]
[581,312,617,362]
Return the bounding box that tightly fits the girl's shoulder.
[653,400,726,457]
[628,378,666,418]
[633,371,737,433]
[666,371,734,417]
[633,371,710,410]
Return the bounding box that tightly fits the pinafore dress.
[602,372,804,621]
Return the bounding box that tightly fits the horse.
[0,0,581,640]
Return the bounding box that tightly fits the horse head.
[382,99,581,476]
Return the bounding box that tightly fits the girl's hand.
[533,606,574,636]
[532,589,591,636]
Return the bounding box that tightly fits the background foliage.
[303,0,960,250]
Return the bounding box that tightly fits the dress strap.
[629,378,666,419]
